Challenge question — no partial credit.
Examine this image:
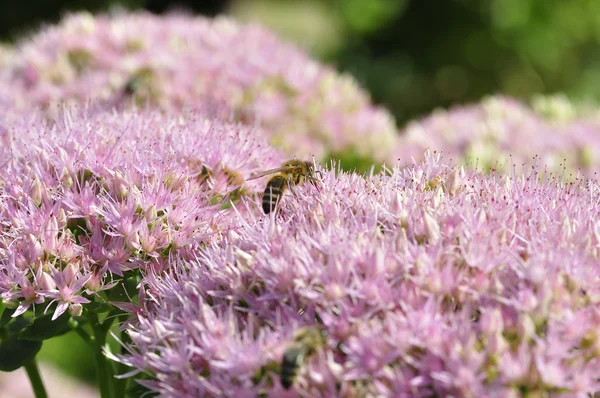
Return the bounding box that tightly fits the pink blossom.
[112,153,600,396]
[397,95,600,177]
[0,105,284,322]
[3,12,398,164]
[42,264,91,320]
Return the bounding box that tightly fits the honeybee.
[246,160,316,214]
[280,326,326,390]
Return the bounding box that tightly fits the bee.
[280,326,326,390]
[246,160,316,214]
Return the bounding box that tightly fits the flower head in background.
[397,95,600,178]
[3,12,398,165]
[114,152,600,396]
[0,105,284,320]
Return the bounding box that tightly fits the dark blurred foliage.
[0,0,228,41]
[329,0,600,123]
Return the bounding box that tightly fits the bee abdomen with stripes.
[245,160,315,214]
[262,175,288,214]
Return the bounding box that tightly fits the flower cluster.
[3,10,600,398]
[115,153,600,396]
[397,95,600,178]
[0,106,283,320]
[2,12,398,164]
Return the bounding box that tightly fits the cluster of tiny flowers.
[2,11,398,163]
[114,152,600,397]
[397,96,600,177]
[0,106,283,320]
[3,10,600,398]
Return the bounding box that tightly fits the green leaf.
[107,274,139,302]
[124,273,141,295]
[107,282,129,302]
[0,307,15,327]
[0,337,42,371]
[19,312,71,341]
[127,377,158,398]
[6,316,31,335]
[32,304,47,317]
[0,317,41,372]
[86,301,113,314]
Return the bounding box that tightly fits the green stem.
[90,312,113,398]
[73,326,94,346]
[24,358,47,398]
[113,314,130,398]
[102,309,120,333]
[69,318,94,347]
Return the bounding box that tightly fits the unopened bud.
[30,177,43,206]
[56,208,68,229]
[69,303,83,317]
[40,272,56,291]
[2,298,19,309]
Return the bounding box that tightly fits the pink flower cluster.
[115,153,600,396]
[397,96,600,178]
[0,106,283,320]
[2,12,398,163]
[2,11,600,398]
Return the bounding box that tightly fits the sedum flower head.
[0,105,283,321]
[397,95,600,177]
[4,11,398,164]
[115,152,600,396]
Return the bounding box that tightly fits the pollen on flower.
[110,154,600,396]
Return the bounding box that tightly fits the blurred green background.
[3,0,600,391]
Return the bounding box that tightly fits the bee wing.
[246,165,295,181]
